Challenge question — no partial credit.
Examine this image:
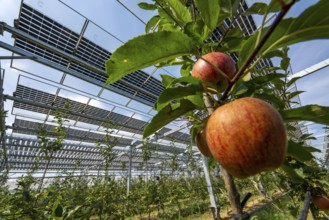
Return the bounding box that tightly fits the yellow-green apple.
[192,52,236,84]
[205,97,287,178]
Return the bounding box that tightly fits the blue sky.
[0,0,328,159]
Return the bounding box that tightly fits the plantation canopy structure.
[0,0,315,182]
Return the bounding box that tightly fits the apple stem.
[220,0,297,101]
[202,93,243,217]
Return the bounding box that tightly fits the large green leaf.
[287,140,314,162]
[244,1,281,15]
[281,161,304,183]
[160,74,176,88]
[238,0,329,67]
[219,0,240,19]
[143,99,196,138]
[280,105,329,125]
[165,0,192,26]
[105,31,197,84]
[156,77,203,111]
[194,0,220,31]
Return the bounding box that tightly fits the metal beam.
[0,55,36,60]
[287,58,329,81]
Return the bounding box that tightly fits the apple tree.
[105,0,329,218]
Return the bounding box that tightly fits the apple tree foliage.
[105,0,329,213]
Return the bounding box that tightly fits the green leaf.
[244,1,281,15]
[281,161,304,183]
[287,140,314,162]
[67,205,83,218]
[251,73,285,84]
[156,77,203,111]
[194,0,220,31]
[52,201,63,217]
[280,56,290,71]
[185,94,205,109]
[304,146,321,153]
[280,105,329,125]
[287,91,304,100]
[244,2,269,15]
[105,31,197,84]
[143,100,195,138]
[180,63,193,77]
[287,76,303,87]
[185,20,210,43]
[239,0,329,67]
[138,2,157,10]
[160,74,176,88]
[219,0,240,19]
[145,15,160,33]
[165,0,192,26]
[254,93,285,110]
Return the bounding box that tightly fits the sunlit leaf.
[143,100,196,138]
[280,105,329,125]
[105,31,197,84]
[244,2,269,15]
[160,74,176,88]
[138,2,157,10]
[185,94,205,109]
[156,77,203,111]
[145,15,160,33]
[185,20,210,43]
[244,1,281,15]
[239,0,329,67]
[194,0,220,31]
[165,0,192,26]
[180,63,193,77]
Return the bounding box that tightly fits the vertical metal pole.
[127,146,132,196]
[202,156,220,220]
[298,191,311,220]
[97,164,100,180]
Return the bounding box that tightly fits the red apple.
[192,52,236,84]
[313,195,329,210]
[195,128,212,157]
[205,97,287,178]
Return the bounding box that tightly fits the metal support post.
[127,145,132,196]
[202,156,220,220]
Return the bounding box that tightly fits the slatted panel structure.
[13,84,190,144]
[15,2,164,106]
[0,0,283,178]
[5,133,182,172]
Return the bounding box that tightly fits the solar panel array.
[0,0,285,178]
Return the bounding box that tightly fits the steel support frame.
[202,156,220,220]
